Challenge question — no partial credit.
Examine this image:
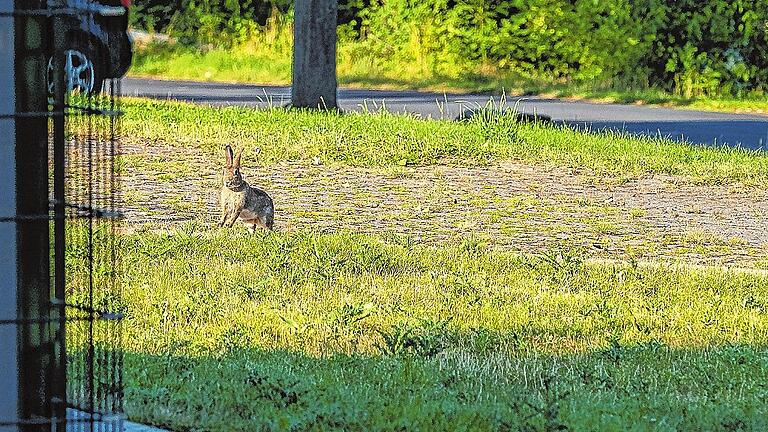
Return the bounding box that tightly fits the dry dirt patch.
[120,141,768,268]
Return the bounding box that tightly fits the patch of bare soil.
[120,141,768,268]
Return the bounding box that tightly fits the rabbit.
[218,145,274,232]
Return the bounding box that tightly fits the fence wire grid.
[0,1,124,431]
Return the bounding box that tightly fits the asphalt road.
[123,78,768,150]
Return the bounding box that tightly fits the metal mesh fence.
[0,2,124,431]
[62,78,124,431]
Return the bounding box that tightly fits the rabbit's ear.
[225,145,234,167]
[234,148,243,168]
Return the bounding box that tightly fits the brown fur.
[218,145,274,232]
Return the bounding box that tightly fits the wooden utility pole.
[291,0,338,109]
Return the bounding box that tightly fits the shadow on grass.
[122,342,768,431]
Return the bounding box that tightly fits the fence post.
[0,0,20,428]
[12,1,62,430]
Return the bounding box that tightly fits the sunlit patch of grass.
[117,98,768,186]
[629,207,648,218]
[119,153,197,182]
[131,43,293,85]
[161,195,195,213]
[118,228,768,356]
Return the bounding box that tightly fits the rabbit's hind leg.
[257,215,273,231]
[245,218,271,233]
[243,219,262,233]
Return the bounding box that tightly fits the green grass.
[119,98,768,186]
[101,97,768,430]
[101,227,768,430]
[131,43,292,85]
[130,42,768,115]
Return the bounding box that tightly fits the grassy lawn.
[90,98,768,430]
[110,229,768,431]
[121,98,768,186]
[130,43,768,115]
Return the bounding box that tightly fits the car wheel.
[47,40,105,101]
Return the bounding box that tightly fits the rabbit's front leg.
[217,210,228,227]
[218,206,238,228]
[218,205,236,227]
[226,209,242,227]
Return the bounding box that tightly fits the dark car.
[47,0,133,96]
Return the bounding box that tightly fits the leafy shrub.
[634,0,768,97]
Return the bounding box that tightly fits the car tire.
[47,39,105,100]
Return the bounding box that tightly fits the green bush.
[130,0,768,96]
[634,0,768,97]
[336,0,645,82]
